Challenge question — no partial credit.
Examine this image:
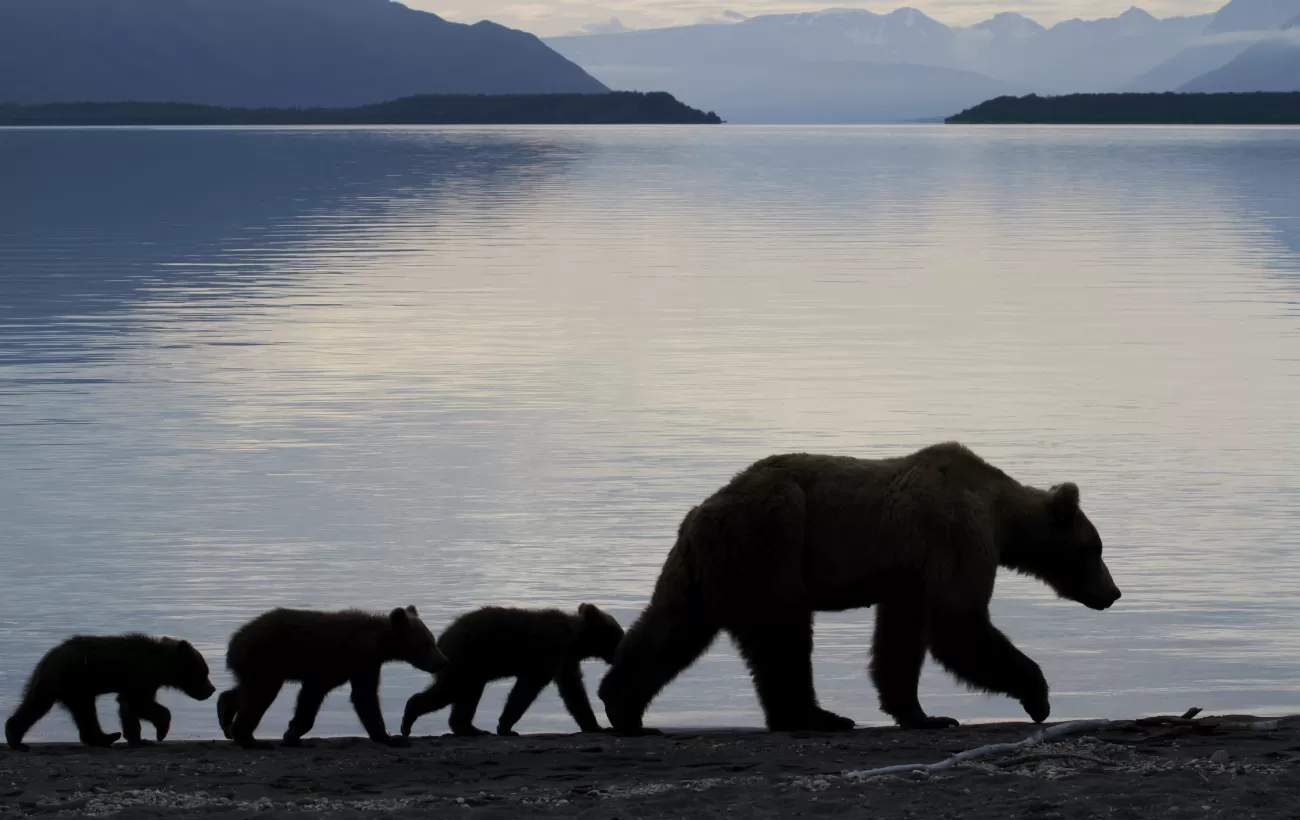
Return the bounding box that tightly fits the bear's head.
[159,638,217,701]
[1007,482,1121,611]
[389,606,449,674]
[577,603,625,663]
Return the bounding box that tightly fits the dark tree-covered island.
[947,92,1300,125]
[0,93,723,127]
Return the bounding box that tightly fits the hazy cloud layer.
[410,0,1226,37]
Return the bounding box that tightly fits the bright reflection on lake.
[1,125,1298,740]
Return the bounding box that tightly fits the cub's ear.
[390,607,411,627]
[1048,482,1080,520]
[578,603,600,620]
[405,605,419,617]
[176,640,193,652]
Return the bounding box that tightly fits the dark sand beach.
[2,713,1298,818]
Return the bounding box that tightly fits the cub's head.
[577,603,625,663]
[160,638,217,701]
[389,606,448,674]
[1010,482,1121,612]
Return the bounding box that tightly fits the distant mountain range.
[1178,11,1300,91]
[3,0,1296,125]
[547,0,1300,123]
[0,0,606,108]
[1127,0,1300,90]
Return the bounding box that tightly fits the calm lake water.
[2,125,1299,741]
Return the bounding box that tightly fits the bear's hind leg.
[283,682,330,746]
[930,608,1050,723]
[730,612,854,733]
[230,678,282,750]
[5,685,58,751]
[597,604,720,735]
[116,694,146,748]
[871,599,958,730]
[401,675,457,737]
[496,672,552,737]
[216,688,240,739]
[448,678,491,737]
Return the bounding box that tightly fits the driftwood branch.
[843,719,1113,780]
[843,710,1295,778]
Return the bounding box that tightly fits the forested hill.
[0,93,724,126]
[947,92,1300,124]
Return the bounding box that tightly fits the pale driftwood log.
[842,719,1113,780]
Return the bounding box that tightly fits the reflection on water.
[1,125,1299,740]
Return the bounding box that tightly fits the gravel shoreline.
[2,714,1297,818]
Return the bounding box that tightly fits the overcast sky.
[409,0,1226,37]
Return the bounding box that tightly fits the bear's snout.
[1084,585,1121,610]
[190,680,217,701]
[411,650,449,675]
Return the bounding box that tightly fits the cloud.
[572,16,632,33]
[694,9,749,24]
[1195,27,1300,46]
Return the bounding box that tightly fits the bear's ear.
[1048,482,1080,520]
[390,607,411,628]
[405,605,419,617]
[176,640,193,652]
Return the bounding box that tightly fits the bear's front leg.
[929,608,1050,724]
[349,672,409,747]
[871,600,959,730]
[130,697,171,743]
[556,662,604,733]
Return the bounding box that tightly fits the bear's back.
[439,607,576,677]
[226,608,387,680]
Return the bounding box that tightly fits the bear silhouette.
[597,442,1121,734]
[217,606,446,749]
[6,634,216,750]
[401,603,624,738]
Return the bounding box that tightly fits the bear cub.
[216,606,446,749]
[401,604,624,738]
[5,634,216,751]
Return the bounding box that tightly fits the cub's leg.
[283,682,331,747]
[216,688,240,739]
[5,685,58,751]
[65,694,120,748]
[401,674,458,737]
[349,670,406,747]
[448,677,491,737]
[556,662,603,733]
[496,672,553,737]
[230,678,282,750]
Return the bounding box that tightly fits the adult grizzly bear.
[597,443,1121,734]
